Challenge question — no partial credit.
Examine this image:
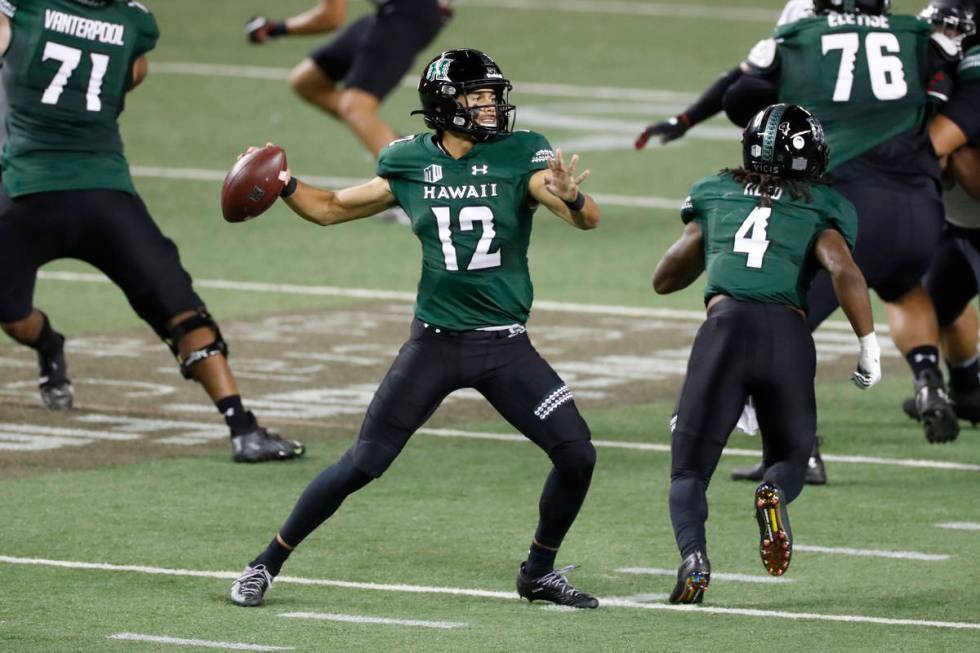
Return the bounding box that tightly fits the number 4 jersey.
[377,131,553,330]
[682,172,857,312]
[1,0,159,197]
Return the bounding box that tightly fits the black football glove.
[635,114,691,149]
[246,16,287,43]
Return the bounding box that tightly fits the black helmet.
[920,0,977,36]
[742,104,830,179]
[813,0,892,14]
[414,49,515,141]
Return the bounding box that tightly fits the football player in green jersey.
[653,104,881,604]
[231,49,602,609]
[0,1,304,463]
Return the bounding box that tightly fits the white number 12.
[432,206,501,271]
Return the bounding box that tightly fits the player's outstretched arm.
[529,148,599,230]
[282,173,397,226]
[246,0,347,43]
[652,221,704,294]
[814,228,881,389]
[930,114,969,159]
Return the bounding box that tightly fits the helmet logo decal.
[424,164,443,183]
[778,122,791,136]
[426,59,452,82]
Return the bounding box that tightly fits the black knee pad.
[161,308,229,379]
[548,439,597,485]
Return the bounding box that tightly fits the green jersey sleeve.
[128,2,160,59]
[376,134,423,180]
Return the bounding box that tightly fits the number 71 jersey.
[1,0,159,198]
[683,173,857,312]
[377,131,553,330]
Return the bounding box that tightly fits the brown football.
[221,145,287,223]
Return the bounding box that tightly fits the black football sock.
[216,395,257,436]
[29,311,64,357]
[250,536,292,577]
[948,355,980,392]
[524,542,558,578]
[669,473,709,559]
[906,345,941,379]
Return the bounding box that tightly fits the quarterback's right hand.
[635,115,690,149]
[852,332,882,390]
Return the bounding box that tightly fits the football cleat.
[231,427,305,463]
[755,482,792,576]
[914,369,959,443]
[38,333,73,411]
[516,563,598,609]
[230,564,272,607]
[668,549,710,604]
[731,440,826,485]
[903,384,980,426]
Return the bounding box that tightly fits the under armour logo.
[471,164,489,175]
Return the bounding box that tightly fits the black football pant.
[278,319,596,551]
[670,300,816,557]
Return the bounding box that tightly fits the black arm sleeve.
[682,67,744,126]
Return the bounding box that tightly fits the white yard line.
[34,268,883,334]
[936,522,980,531]
[793,545,949,561]
[4,556,977,631]
[420,427,980,472]
[279,612,465,629]
[107,633,293,651]
[148,62,697,103]
[455,0,779,22]
[616,567,793,584]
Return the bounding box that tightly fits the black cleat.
[950,384,980,425]
[902,397,918,421]
[733,440,826,485]
[914,369,959,443]
[231,427,305,463]
[755,482,792,576]
[230,564,272,606]
[516,563,598,609]
[37,333,73,411]
[668,549,710,604]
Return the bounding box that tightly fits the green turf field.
[3,1,980,651]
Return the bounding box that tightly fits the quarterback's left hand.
[544,148,590,203]
[852,332,882,390]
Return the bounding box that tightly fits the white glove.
[852,332,881,389]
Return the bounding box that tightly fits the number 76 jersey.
[377,131,554,330]
[1,0,159,198]
[682,173,857,313]
[754,14,931,171]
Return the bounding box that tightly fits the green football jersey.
[0,0,159,197]
[682,172,858,311]
[377,131,553,330]
[773,14,931,170]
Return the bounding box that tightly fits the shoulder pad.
[745,39,779,73]
[127,1,152,14]
[776,0,813,27]
[386,135,416,148]
[930,32,961,62]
